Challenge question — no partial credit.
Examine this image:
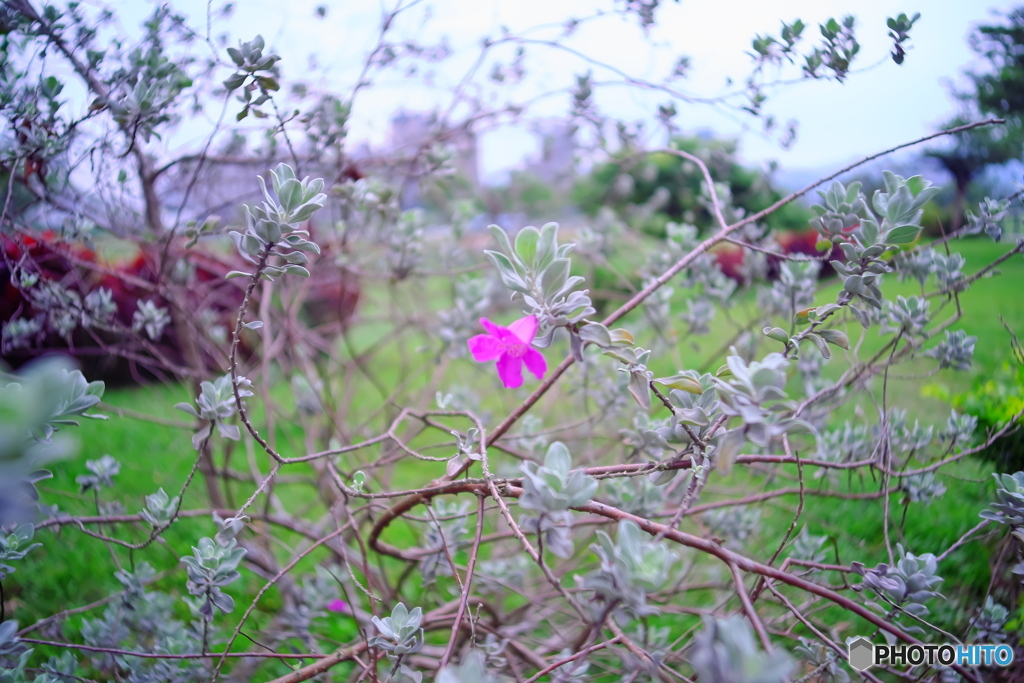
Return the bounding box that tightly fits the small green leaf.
[578,321,612,348]
[514,226,540,267]
[485,250,528,292]
[886,224,920,245]
[487,225,516,261]
[223,73,246,91]
[628,371,652,410]
[653,374,703,395]
[540,258,570,293]
[716,429,745,475]
[609,328,634,345]
[819,328,849,349]
[806,332,831,359]
[603,347,638,365]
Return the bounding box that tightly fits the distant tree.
[970,7,1024,123]
[572,136,811,237]
[482,170,570,220]
[927,8,1024,229]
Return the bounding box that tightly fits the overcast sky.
[113,0,1020,181]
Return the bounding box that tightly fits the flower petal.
[523,347,547,380]
[496,353,524,388]
[468,334,503,362]
[479,317,505,338]
[508,315,539,344]
[327,599,347,613]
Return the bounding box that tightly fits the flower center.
[503,341,527,358]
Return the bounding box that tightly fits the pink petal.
[522,347,547,380]
[508,315,539,344]
[326,599,347,613]
[496,353,524,388]
[479,317,505,338]
[468,334,503,362]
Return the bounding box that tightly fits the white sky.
[109,0,1019,180]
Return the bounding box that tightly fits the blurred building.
[388,110,479,207]
[525,120,576,188]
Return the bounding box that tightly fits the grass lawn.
[9,234,1023,670]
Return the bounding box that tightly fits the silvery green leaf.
[191,422,212,450]
[819,329,849,349]
[243,321,263,330]
[282,264,310,277]
[540,258,570,292]
[649,468,678,486]
[569,329,584,362]
[544,442,572,477]
[805,332,831,359]
[226,270,250,280]
[691,615,793,683]
[216,422,240,441]
[210,590,234,614]
[533,326,556,349]
[628,371,651,410]
[536,222,559,269]
[862,244,885,259]
[603,347,637,364]
[565,469,598,506]
[437,650,504,683]
[223,72,246,90]
[609,328,634,345]
[715,429,745,475]
[281,250,308,265]
[553,274,587,300]
[653,374,703,395]
[487,224,516,262]
[514,226,540,266]
[271,161,294,188]
[446,455,466,478]
[285,235,321,253]
[306,177,325,197]
[290,198,326,223]
[843,274,863,294]
[278,177,302,213]
[861,217,880,246]
[578,322,612,348]
[175,402,200,417]
[886,224,920,244]
[485,251,527,292]
[677,407,710,427]
[831,259,851,277]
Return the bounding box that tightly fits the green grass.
[9,235,1023,675]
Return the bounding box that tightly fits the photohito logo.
[847,637,1015,671]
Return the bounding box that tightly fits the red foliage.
[711,229,837,282]
[1,231,360,383]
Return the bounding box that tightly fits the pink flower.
[467,315,547,389]
[326,599,347,613]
